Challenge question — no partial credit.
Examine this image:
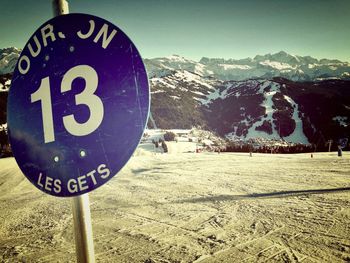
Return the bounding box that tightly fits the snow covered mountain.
[2,48,349,82]
[1,47,349,146]
[0,47,14,123]
[144,52,350,145]
[0,47,20,75]
[0,73,11,126]
[145,51,350,82]
[150,69,350,145]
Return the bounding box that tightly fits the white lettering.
[78,175,88,191]
[37,173,44,187]
[41,24,56,47]
[28,35,41,57]
[45,176,53,191]
[65,164,111,193]
[98,164,110,179]
[37,173,61,193]
[77,20,95,39]
[18,55,30,75]
[86,170,97,185]
[54,179,62,193]
[93,23,117,49]
[67,179,78,193]
[31,77,55,143]
[61,65,103,137]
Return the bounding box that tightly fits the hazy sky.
[1,0,349,61]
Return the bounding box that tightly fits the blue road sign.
[7,14,150,197]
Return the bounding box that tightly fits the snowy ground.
[0,148,350,262]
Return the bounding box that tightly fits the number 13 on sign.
[31,65,104,143]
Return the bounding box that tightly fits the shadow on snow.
[176,187,350,203]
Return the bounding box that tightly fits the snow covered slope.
[1,153,350,262]
[150,69,222,128]
[204,80,310,144]
[150,69,350,145]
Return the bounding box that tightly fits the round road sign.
[7,13,150,197]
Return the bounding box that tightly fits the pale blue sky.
[1,0,349,61]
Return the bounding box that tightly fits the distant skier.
[338,138,348,157]
[338,145,342,157]
[162,141,168,153]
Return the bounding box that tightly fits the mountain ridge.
[1,47,349,148]
[146,51,350,82]
[2,47,350,81]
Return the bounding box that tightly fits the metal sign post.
[52,1,95,262]
[52,0,69,16]
[72,194,95,262]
